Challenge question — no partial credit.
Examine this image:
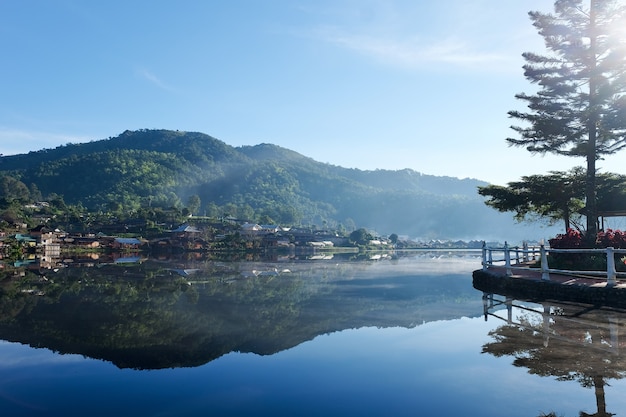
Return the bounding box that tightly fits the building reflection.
[482,293,623,417]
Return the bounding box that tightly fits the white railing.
[481,241,626,287]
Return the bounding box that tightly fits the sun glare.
[607,11,626,57]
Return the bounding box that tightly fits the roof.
[171,224,201,233]
[30,225,51,233]
[114,237,143,245]
[15,234,37,242]
[599,211,626,217]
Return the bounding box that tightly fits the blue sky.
[1,0,623,185]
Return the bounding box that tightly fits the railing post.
[482,241,488,271]
[542,304,551,348]
[523,241,529,262]
[540,244,550,281]
[482,293,489,321]
[504,241,512,277]
[607,247,617,287]
[506,296,513,323]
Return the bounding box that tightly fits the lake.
[1,250,626,416]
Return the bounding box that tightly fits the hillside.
[0,129,557,240]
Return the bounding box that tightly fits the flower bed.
[548,228,626,271]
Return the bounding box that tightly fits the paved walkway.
[485,264,626,289]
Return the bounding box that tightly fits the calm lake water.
[2,250,626,417]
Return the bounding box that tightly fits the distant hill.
[0,129,558,240]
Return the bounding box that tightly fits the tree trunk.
[593,375,608,417]
[586,0,599,244]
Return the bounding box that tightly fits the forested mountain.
[0,129,556,240]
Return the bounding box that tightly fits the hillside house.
[259,224,279,233]
[262,235,291,247]
[110,237,144,250]
[171,224,201,234]
[29,225,57,245]
[306,241,334,248]
[241,223,262,235]
[68,237,100,248]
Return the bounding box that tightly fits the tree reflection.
[0,254,482,369]
[482,293,626,417]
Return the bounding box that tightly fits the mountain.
[0,129,558,240]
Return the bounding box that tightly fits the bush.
[548,228,626,271]
[597,229,626,249]
[548,228,584,249]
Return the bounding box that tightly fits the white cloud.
[135,68,178,93]
[315,28,511,70]
[298,0,543,72]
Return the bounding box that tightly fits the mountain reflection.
[482,294,626,417]
[0,252,481,370]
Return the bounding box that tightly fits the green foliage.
[0,129,533,239]
[349,228,373,245]
[1,236,26,261]
[0,174,31,203]
[478,168,586,231]
[186,195,201,215]
[506,0,626,237]
[479,169,626,232]
[0,175,34,224]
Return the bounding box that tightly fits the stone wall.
[473,269,626,308]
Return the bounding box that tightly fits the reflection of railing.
[482,293,621,354]
[481,242,626,287]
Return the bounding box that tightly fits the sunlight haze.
[1,0,623,185]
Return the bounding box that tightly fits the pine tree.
[507,0,626,241]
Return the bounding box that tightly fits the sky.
[1,0,624,185]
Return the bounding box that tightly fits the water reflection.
[0,251,482,370]
[482,293,626,417]
[5,252,626,416]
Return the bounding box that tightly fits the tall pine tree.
[507,0,626,241]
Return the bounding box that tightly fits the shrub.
[548,228,626,271]
[597,229,626,249]
[548,228,583,249]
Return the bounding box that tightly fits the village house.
[262,235,291,247]
[241,223,262,235]
[110,237,144,250]
[259,224,280,233]
[67,237,100,248]
[170,224,201,235]
[241,223,281,236]
[29,225,57,246]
